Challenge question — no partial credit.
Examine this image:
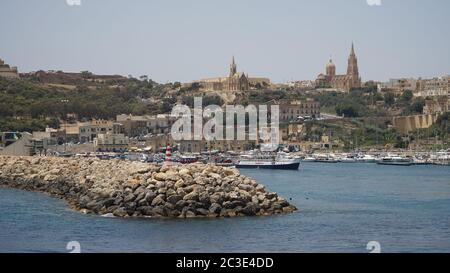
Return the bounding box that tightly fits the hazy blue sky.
[0,0,449,83]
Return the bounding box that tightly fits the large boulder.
[183,191,199,201]
[167,194,182,205]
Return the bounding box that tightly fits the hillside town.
[0,44,449,165]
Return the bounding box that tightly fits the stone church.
[197,57,270,92]
[316,43,361,92]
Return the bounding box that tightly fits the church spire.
[347,42,359,77]
[230,55,237,76]
[350,42,355,56]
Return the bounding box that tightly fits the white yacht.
[339,154,357,163]
[314,154,339,163]
[356,154,377,163]
[236,154,301,170]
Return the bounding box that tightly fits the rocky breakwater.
[0,156,297,218]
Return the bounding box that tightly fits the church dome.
[326,59,335,68]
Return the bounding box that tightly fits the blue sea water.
[0,163,449,253]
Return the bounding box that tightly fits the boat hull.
[377,162,413,166]
[314,160,339,164]
[236,162,300,170]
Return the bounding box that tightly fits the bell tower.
[347,43,359,78]
[326,57,336,78]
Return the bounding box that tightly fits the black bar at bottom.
[0,253,447,272]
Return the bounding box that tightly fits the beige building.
[79,120,123,143]
[316,43,361,92]
[32,128,59,147]
[62,123,82,142]
[60,120,124,143]
[277,99,321,122]
[380,78,418,95]
[0,58,19,79]
[415,76,450,97]
[94,132,129,152]
[195,57,270,92]
[116,114,175,137]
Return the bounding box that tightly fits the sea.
[1,163,449,253]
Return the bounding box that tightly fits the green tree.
[400,90,414,103]
[384,92,395,106]
[409,98,426,114]
[336,103,360,118]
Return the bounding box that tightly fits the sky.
[0,0,449,83]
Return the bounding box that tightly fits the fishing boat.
[235,154,300,170]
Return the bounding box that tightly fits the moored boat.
[302,156,316,162]
[430,151,450,166]
[314,154,339,163]
[339,154,357,163]
[413,156,432,165]
[377,155,413,166]
[356,154,377,163]
[177,155,198,164]
[235,154,300,170]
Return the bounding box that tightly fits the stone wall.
[392,114,439,134]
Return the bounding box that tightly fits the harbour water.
[1,163,449,253]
